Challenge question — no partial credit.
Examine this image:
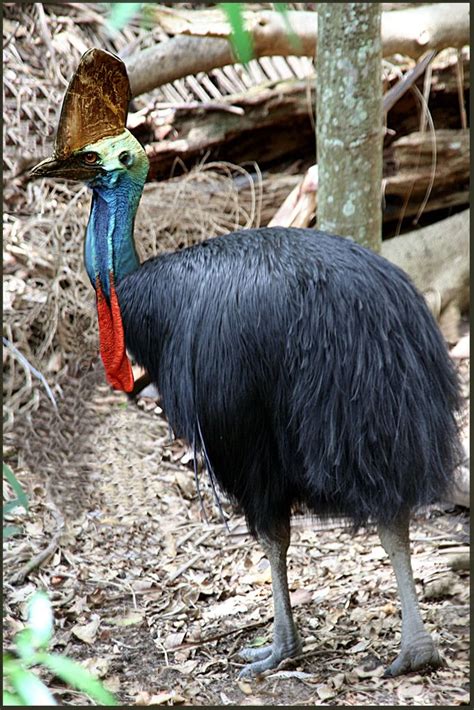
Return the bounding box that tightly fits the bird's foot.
[384,633,443,677]
[238,638,302,678]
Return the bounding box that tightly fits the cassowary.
[31,49,461,678]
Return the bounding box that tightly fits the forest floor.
[3,347,470,707]
[3,3,470,706]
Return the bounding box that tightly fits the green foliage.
[3,473,116,704]
[219,3,298,63]
[108,2,143,31]
[3,593,117,706]
[3,464,28,540]
[273,3,300,51]
[219,3,253,63]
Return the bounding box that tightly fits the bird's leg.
[377,510,442,676]
[239,520,302,677]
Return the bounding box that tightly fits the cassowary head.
[31,49,149,393]
[30,48,148,187]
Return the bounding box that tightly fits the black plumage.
[31,48,463,679]
[118,227,461,536]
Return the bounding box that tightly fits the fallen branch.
[383,129,469,202]
[9,530,62,585]
[447,551,470,570]
[260,127,468,228]
[381,209,469,342]
[126,4,469,96]
[145,79,316,179]
[139,52,468,183]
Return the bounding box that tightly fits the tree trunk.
[316,3,383,250]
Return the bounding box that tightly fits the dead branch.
[139,49,468,182]
[384,129,469,201]
[447,551,470,570]
[381,209,469,341]
[8,530,62,585]
[145,79,316,180]
[126,4,469,96]
[267,127,468,225]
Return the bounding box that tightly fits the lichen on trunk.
[316,3,383,251]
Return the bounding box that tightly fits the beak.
[30,155,99,182]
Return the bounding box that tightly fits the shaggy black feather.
[117,227,462,536]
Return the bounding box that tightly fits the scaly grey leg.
[378,511,442,676]
[239,521,302,677]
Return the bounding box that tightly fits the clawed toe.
[238,651,285,678]
[239,645,273,662]
[238,639,302,677]
[384,637,443,677]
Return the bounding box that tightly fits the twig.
[51,589,76,608]
[35,3,56,62]
[87,578,139,609]
[3,338,58,410]
[167,552,202,582]
[383,50,436,114]
[9,531,62,585]
[394,82,436,234]
[253,643,358,679]
[168,617,274,653]
[419,56,434,132]
[3,20,21,49]
[455,49,467,130]
[413,77,437,225]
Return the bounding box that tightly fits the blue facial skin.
[84,171,142,299]
[81,131,149,301]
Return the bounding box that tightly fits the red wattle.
[96,274,134,392]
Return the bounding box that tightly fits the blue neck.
[84,174,143,298]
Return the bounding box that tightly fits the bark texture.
[316,3,383,250]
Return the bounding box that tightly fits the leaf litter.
[3,2,470,706]
[3,354,470,706]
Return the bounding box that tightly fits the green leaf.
[273,3,301,51]
[248,635,269,648]
[15,629,37,665]
[220,3,254,63]
[3,654,20,675]
[28,592,53,648]
[3,500,24,515]
[40,653,117,706]
[2,690,22,706]
[108,3,142,31]
[3,525,22,539]
[9,667,57,706]
[3,464,28,511]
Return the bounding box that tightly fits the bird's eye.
[83,152,99,165]
[119,151,132,167]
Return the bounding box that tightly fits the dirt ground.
[3,353,470,707]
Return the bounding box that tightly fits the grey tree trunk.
[316,3,383,251]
